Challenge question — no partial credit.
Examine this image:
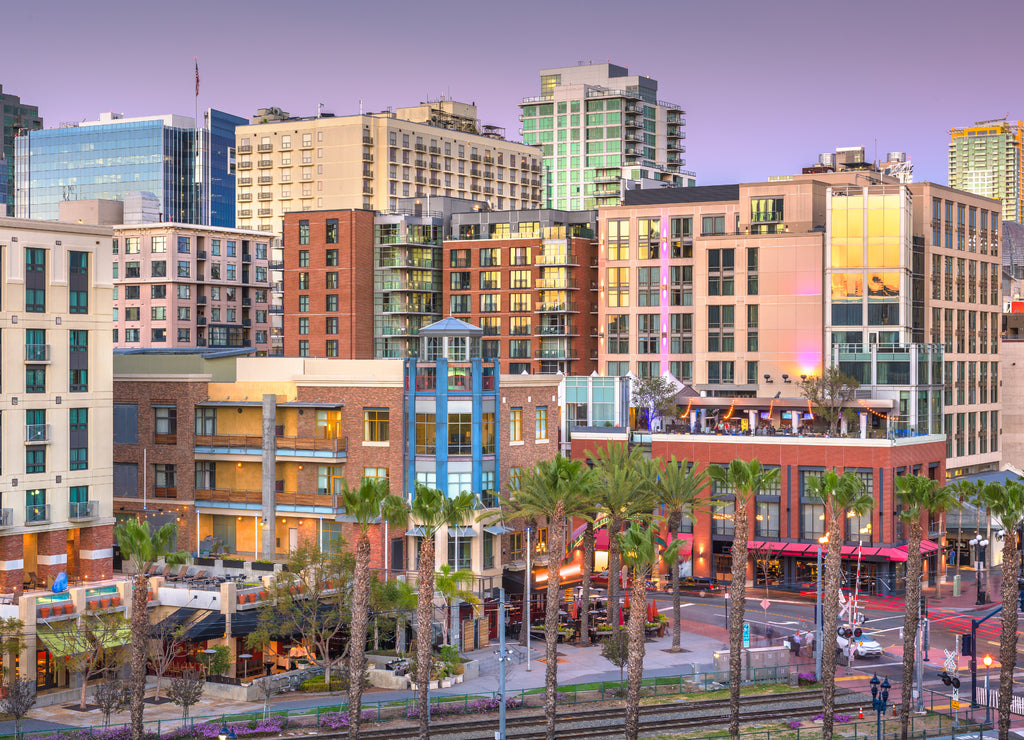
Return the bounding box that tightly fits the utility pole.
[495,588,510,740]
[525,526,532,672]
[915,576,925,712]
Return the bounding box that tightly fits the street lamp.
[983,655,993,725]
[969,537,989,605]
[869,674,891,740]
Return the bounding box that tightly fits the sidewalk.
[21,622,788,730]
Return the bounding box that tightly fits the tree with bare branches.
[799,367,859,436]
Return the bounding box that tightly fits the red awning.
[882,540,941,562]
[569,524,692,553]
[749,541,884,558]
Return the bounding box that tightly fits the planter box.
[251,562,275,572]
[440,677,453,688]
[222,559,244,569]
[195,557,216,567]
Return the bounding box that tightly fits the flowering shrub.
[51,731,158,740]
[164,718,285,740]
[318,710,378,729]
[789,721,802,729]
[798,672,818,683]
[812,713,852,724]
[405,696,522,719]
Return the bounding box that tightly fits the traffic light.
[854,627,863,638]
[962,633,974,656]
[939,671,952,686]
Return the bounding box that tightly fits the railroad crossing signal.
[944,649,958,673]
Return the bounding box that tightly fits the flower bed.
[318,710,379,729]
[405,696,523,719]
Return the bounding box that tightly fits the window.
[480,271,501,290]
[607,219,629,260]
[298,220,309,245]
[326,317,338,334]
[449,249,470,268]
[607,267,629,307]
[800,502,825,539]
[298,318,309,335]
[154,464,176,496]
[70,446,88,471]
[747,247,759,295]
[707,361,734,385]
[299,295,309,312]
[480,248,501,267]
[481,317,501,336]
[70,369,88,392]
[177,237,190,254]
[480,294,500,312]
[26,365,46,393]
[510,270,531,289]
[607,315,629,353]
[325,272,338,289]
[298,340,309,357]
[26,447,45,474]
[450,295,470,313]
[535,407,548,441]
[363,409,390,442]
[177,261,190,278]
[326,219,339,244]
[124,237,139,254]
[482,412,496,454]
[415,414,436,454]
[638,266,660,306]
[755,501,780,537]
[510,293,531,312]
[708,248,735,296]
[638,218,660,259]
[26,489,47,522]
[510,339,530,358]
[707,305,735,352]
[638,314,659,354]
[154,405,177,444]
[510,408,523,442]
[70,407,88,432]
[448,413,472,454]
[326,294,338,312]
[702,215,726,235]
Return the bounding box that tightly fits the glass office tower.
[15,109,244,226]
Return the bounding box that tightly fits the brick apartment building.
[113,317,560,581]
[445,209,600,374]
[281,210,376,358]
[570,428,947,594]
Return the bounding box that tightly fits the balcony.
[153,487,177,499]
[195,488,338,509]
[238,145,253,154]
[258,175,273,185]
[257,160,273,168]
[197,317,207,326]
[429,145,441,154]
[535,277,578,290]
[363,152,373,163]
[470,153,481,162]
[237,193,252,202]
[237,161,252,170]
[197,296,207,305]
[26,424,50,443]
[238,210,252,218]
[535,252,579,266]
[243,254,252,264]
[196,338,207,346]
[538,302,578,313]
[257,143,273,152]
[25,344,51,363]
[26,504,50,525]
[69,501,98,520]
[415,143,427,153]
[535,347,574,359]
[195,434,348,458]
[536,323,577,336]
[197,250,208,261]
[258,192,273,201]
[0,509,12,528]
[363,135,374,145]
[258,208,273,217]
[242,297,252,307]
[237,177,252,186]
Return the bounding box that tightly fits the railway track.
[308,688,861,740]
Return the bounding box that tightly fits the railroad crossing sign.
[944,649,958,673]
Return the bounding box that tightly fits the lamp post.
[869,674,890,740]
[969,537,989,605]
[983,655,992,725]
[816,534,828,679]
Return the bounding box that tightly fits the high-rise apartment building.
[445,209,599,375]
[112,223,273,353]
[599,172,1000,475]
[15,109,246,226]
[519,62,694,211]
[949,119,1023,223]
[1,84,43,216]
[0,217,115,592]
[235,102,542,234]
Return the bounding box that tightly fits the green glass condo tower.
[519,62,694,210]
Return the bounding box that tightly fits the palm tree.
[978,479,1024,740]
[339,476,407,740]
[114,519,185,740]
[485,455,593,740]
[618,523,681,740]
[895,475,957,740]
[577,497,599,647]
[654,456,709,652]
[706,459,779,739]
[408,485,476,740]
[805,471,875,740]
[434,564,481,646]
[587,443,658,627]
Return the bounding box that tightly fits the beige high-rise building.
[235,102,543,235]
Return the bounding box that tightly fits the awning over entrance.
[37,615,131,658]
[747,539,937,561]
[879,540,940,562]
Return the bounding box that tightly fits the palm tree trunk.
[900,520,923,740]
[348,535,371,740]
[416,536,435,740]
[997,533,1019,740]
[608,516,622,628]
[129,572,149,740]
[728,504,748,739]
[820,515,844,740]
[624,564,648,740]
[543,505,566,740]
[669,509,683,653]
[579,523,595,647]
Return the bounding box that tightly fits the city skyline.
[7,0,1022,188]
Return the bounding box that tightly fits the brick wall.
[80,524,114,581]
[0,535,23,593]
[282,210,376,358]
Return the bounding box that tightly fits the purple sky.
[7,0,1022,186]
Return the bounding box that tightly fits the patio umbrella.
[624,592,630,611]
[618,607,624,627]
[647,600,657,622]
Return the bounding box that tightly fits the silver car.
[836,630,883,658]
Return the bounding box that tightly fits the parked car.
[836,629,883,659]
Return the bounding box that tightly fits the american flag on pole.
[194,57,199,97]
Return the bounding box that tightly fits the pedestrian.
[793,632,802,656]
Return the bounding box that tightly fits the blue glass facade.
[14,109,242,226]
